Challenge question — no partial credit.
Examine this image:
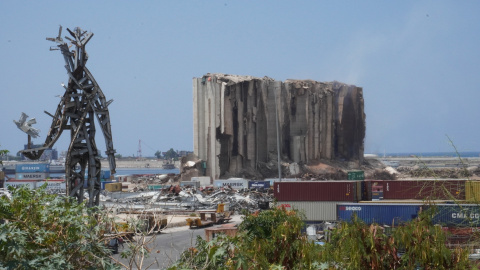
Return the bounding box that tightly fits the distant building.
[22,144,58,161]
[178,150,193,157]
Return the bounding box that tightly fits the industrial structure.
[17,26,116,207]
[193,73,366,180]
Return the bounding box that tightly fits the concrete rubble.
[97,174,273,216]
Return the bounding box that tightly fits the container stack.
[274,181,363,222]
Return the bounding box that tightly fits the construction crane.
[18,26,116,207]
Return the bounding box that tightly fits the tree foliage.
[164,148,178,160]
[321,208,473,270]
[0,145,8,165]
[0,185,118,269]
[168,206,322,270]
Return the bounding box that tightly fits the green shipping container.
[348,171,364,180]
[148,185,164,190]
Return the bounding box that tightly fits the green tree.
[154,150,162,159]
[169,206,322,270]
[164,148,178,160]
[0,145,8,165]
[0,184,118,269]
[320,208,472,270]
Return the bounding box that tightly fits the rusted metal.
[19,26,116,207]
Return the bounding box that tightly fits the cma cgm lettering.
[452,213,480,219]
[430,204,480,227]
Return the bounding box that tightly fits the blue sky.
[1,1,479,157]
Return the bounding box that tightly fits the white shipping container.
[180,181,200,188]
[277,201,347,221]
[38,181,66,192]
[15,172,49,180]
[5,181,36,189]
[265,178,299,186]
[214,179,248,189]
[191,176,212,186]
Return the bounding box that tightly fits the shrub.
[0,184,117,269]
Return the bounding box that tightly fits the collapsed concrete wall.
[193,73,365,179]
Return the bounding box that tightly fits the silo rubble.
[192,73,365,179]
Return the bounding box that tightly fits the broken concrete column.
[193,74,365,179]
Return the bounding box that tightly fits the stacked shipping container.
[274,181,362,202]
[275,181,363,221]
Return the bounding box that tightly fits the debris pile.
[100,174,274,214]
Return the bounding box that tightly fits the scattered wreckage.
[100,180,273,214]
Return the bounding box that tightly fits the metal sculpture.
[20,26,116,207]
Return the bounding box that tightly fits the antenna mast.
[137,139,142,160]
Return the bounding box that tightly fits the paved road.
[112,215,243,269]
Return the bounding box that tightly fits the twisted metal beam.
[23,26,116,207]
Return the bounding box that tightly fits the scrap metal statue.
[20,26,116,207]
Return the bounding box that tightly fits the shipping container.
[213,179,249,189]
[442,227,480,236]
[100,170,111,180]
[248,181,271,189]
[278,201,344,221]
[372,185,384,200]
[382,179,466,200]
[148,185,165,190]
[116,175,132,182]
[121,182,132,192]
[5,181,36,189]
[465,181,480,202]
[180,181,200,188]
[15,172,49,180]
[105,183,122,192]
[337,203,421,226]
[348,170,364,180]
[265,178,298,186]
[274,181,361,202]
[101,181,114,190]
[0,171,4,188]
[15,163,50,173]
[37,181,66,192]
[429,204,480,227]
[191,176,212,186]
[364,180,383,201]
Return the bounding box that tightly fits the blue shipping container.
[429,204,480,227]
[337,203,421,226]
[16,163,50,173]
[248,181,271,189]
[101,170,111,180]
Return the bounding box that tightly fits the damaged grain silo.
[192,73,365,180]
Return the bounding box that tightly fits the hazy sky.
[1,1,479,157]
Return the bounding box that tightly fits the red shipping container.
[274,181,359,202]
[382,179,465,200]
